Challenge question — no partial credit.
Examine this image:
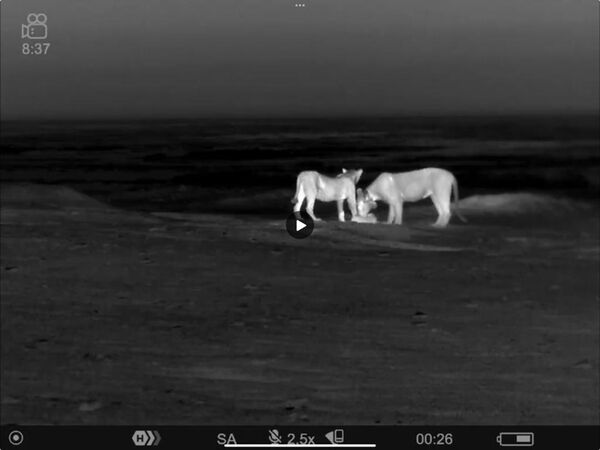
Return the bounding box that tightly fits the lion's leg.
[293,191,305,213]
[393,201,403,225]
[336,199,345,222]
[431,195,443,227]
[346,194,357,218]
[431,195,450,227]
[306,196,322,222]
[439,198,451,227]
[386,203,395,224]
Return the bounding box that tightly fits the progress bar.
[224,445,376,448]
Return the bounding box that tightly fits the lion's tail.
[452,177,468,223]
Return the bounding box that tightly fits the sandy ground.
[1,184,598,425]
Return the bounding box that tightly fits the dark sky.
[1,0,598,118]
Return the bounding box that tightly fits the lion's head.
[338,168,364,184]
[356,188,377,217]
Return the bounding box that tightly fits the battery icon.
[496,432,534,447]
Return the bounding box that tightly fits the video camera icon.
[22,13,48,40]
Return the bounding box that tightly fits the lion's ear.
[342,168,347,173]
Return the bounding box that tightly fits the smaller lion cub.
[351,188,378,223]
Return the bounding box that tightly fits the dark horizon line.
[1,108,599,123]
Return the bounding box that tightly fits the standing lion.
[291,169,363,222]
[355,167,467,227]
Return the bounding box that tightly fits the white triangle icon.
[325,431,335,445]
[296,220,307,232]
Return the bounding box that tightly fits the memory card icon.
[496,432,534,447]
[325,429,344,444]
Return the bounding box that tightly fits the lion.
[351,193,378,223]
[355,167,467,227]
[291,168,363,222]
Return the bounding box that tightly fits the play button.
[286,212,314,239]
